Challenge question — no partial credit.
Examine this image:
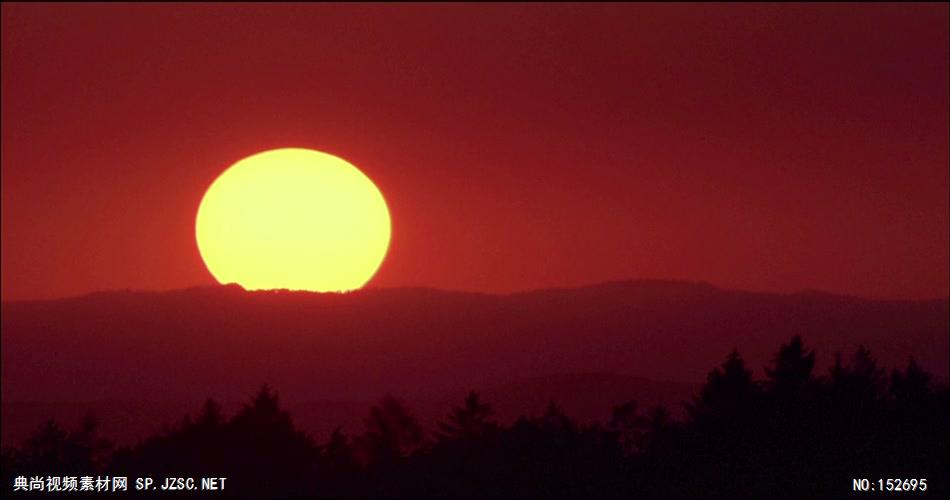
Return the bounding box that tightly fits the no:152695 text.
[852,478,926,492]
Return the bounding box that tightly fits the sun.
[195,148,391,292]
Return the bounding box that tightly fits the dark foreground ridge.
[2,337,948,498]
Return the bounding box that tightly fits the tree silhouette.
[829,345,887,410]
[315,428,360,497]
[646,405,670,432]
[890,357,932,404]
[194,397,225,428]
[106,385,317,498]
[227,386,316,493]
[436,390,498,445]
[608,399,649,455]
[322,427,356,469]
[687,348,760,424]
[764,335,816,400]
[538,401,576,434]
[2,413,113,484]
[358,394,424,466]
[17,419,70,474]
[4,339,946,498]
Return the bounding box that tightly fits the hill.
[2,280,946,445]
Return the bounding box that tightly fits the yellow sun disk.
[195,148,391,292]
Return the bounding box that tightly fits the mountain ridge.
[4,279,946,306]
[4,279,945,396]
[3,279,946,446]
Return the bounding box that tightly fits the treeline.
[2,337,947,498]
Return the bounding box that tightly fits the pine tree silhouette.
[829,345,887,410]
[687,348,760,424]
[359,394,424,466]
[316,427,360,497]
[21,419,69,471]
[5,339,945,498]
[436,390,497,444]
[3,414,113,479]
[195,397,224,428]
[322,427,355,468]
[890,357,932,404]
[608,399,649,455]
[764,335,816,400]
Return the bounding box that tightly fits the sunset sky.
[2,3,947,301]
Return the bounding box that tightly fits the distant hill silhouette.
[3,280,946,446]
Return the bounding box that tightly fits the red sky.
[2,3,947,301]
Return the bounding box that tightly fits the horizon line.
[3,278,948,304]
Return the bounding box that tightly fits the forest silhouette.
[3,337,947,498]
